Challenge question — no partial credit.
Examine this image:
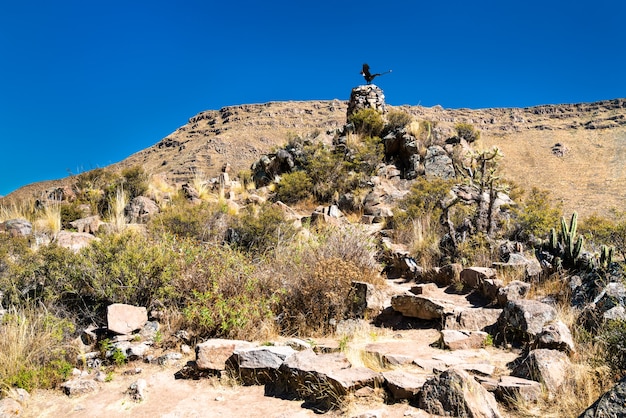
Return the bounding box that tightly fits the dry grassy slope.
[4,96,626,218]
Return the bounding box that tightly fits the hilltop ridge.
[4,95,626,217]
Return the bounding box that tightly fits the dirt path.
[22,359,434,418]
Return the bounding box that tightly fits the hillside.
[4,95,626,217]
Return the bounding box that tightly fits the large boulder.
[349,281,385,318]
[535,320,576,355]
[124,196,159,224]
[512,349,571,395]
[54,231,98,253]
[424,146,455,179]
[107,304,148,335]
[69,215,102,234]
[494,375,543,404]
[417,368,502,417]
[579,375,626,418]
[382,370,426,401]
[444,307,502,332]
[497,300,557,346]
[496,280,531,307]
[438,330,489,350]
[0,219,32,237]
[460,267,497,291]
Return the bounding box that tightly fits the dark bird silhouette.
[360,63,392,84]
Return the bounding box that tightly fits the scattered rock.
[107,304,148,335]
[535,320,576,355]
[127,378,147,401]
[0,218,32,237]
[495,375,543,404]
[497,300,557,346]
[266,349,382,412]
[60,378,99,396]
[497,280,531,306]
[460,267,497,291]
[230,345,296,385]
[54,231,97,252]
[0,398,22,417]
[124,196,159,224]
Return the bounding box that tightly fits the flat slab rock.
[266,349,382,410]
[391,294,456,320]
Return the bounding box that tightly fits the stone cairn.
[346,84,387,120]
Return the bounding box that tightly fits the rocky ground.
[10,271,554,418]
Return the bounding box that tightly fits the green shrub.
[512,187,563,240]
[172,241,280,340]
[60,203,86,230]
[385,109,412,133]
[120,165,149,200]
[346,135,384,177]
[348,108,384,138]
[230,204,297,254]
[148,200,232,243]
[276,171,313,204]
[454,122,481,143]
[581,211,626,261]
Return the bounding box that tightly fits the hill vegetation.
[1,90,626,416]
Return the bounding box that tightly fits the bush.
[454,122,480,143]
[393,178,455,267]
[173,241,280,340]
[275,171,313,204]
[148,200,232,243]
[385,109,412,133]
[60,203,86,230]
[120,166,149,200]
[512,187,563,240]
[348,108,384,138]
[581,211,626,261]
[229,203,297,254]
[274,224,382,335]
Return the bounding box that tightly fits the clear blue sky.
[1,0,624,197]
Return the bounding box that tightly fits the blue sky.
[1,1,624,197]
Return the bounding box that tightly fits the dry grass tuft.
[0,305,76,395]
[32,204,62,234]
[108,187,127,233]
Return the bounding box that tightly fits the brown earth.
[3,95,626,218]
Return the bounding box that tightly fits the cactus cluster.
[545,212,585,269]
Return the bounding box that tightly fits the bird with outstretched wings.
[360,63,392,84]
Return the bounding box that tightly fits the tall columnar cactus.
[543,212,584,270]
[560,212,584,267]
[600,245,614,269]
[561,211,584,267]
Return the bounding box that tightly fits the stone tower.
[346,84,386,122]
